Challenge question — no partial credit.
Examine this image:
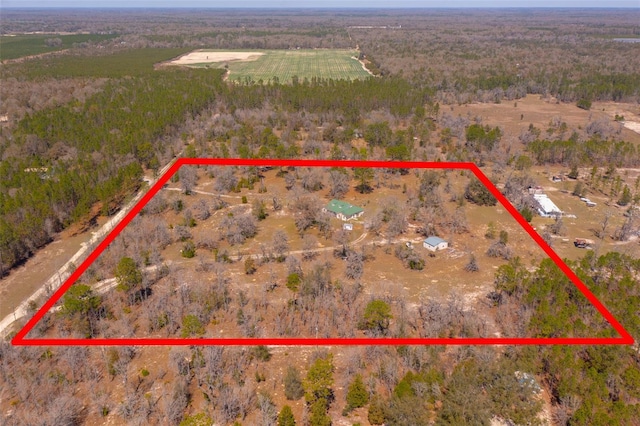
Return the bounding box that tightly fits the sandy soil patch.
[170,50,264,65]
[594,100,640,136]
[622,121,640,135]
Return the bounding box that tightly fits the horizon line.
[3,6,640,10]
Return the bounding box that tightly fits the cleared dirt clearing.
[170,50,264,65]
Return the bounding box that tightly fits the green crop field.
[3,48,191,79]
[192,49,371,83]
[0,34,118,61]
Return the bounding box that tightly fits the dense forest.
[1,60,226,273]
[1,8,640,426]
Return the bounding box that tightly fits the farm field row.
[181,49,372,83]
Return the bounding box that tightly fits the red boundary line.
[12,159,634,346]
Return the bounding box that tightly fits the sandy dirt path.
[1,48,71,65]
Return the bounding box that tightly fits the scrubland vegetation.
[1,7,640,426]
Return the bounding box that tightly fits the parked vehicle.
[574,238,594,248]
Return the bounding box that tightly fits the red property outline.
[12,159,634,346]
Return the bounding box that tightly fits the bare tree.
[300,167,324,192]
[271,230,289,261]
[286,255,303,276]
[284,365,305,400]
[183,208,194,226]
[586,118,614,139]
[193,199,210,220]
[169,347,191,377]
[195,347,225,401]
[258,392,278,426]
[329,169,350,198]
[143,193,168,215]
[179,166,197,195]
[415,207,438,237]
[315,210,332,239]
[597,210,614,239]
[217,384,256,424]
[486,241,514,260]
[334,228,350,258]
[613,213,636,241]
[449,206,469,234]
[196,232,220,251]
[366,211,384,235]
[419,170,442,201]
[160,377,189,425]
[118,388,151,422]
[291,193,322,233]
[285,171,297,190]
[387,208,408,237]
[252,198,268,221]
[211,195,228,211]
[43,395,84,426]
[549,216,567,236]
[303,138,324,155]
[464,254,479,272]
[302,234,319,261]
[345,250,364,280]
[174,225,192,242]
[221,213,258,245]
[300,262,332,298]
[272,195,282,211]
[214,167,237,193]
[60,346,89,383]
[519,126,539,145]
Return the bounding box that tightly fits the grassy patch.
[0,33,118,61]
[4,48,191,79]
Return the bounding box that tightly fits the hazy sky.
[3,0,640,8]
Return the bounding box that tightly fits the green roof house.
[324,199,364,221]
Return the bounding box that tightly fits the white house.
[423,236,448,251]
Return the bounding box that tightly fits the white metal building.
[533,194,562,217]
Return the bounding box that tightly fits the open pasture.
[174,49,372,83]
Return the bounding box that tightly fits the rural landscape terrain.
[1,7,640,426]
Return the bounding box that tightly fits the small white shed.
[423,236,448,251]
